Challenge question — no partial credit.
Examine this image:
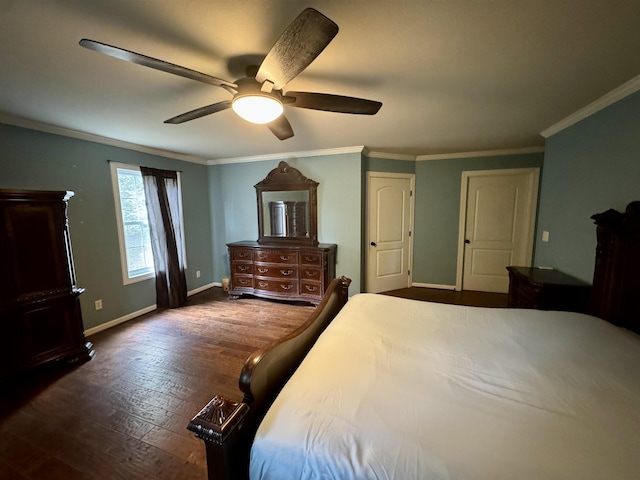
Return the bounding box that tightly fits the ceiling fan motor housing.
[232,77,285,124]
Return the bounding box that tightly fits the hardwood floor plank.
[141,425,206,468]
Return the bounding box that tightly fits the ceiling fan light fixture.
[232,94,284,124]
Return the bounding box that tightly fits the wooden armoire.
[590,201,640,334]
[0,189,94,382]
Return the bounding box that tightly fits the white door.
[366,172,414,293]
[457,168,539,293]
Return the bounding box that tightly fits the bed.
[189,202,640,480]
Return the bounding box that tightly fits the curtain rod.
[106,160,182,172]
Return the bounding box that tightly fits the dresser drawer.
[300,280,323,297]
[232,263,253,275]
[300,251,323,266]
[516,282,540,308]
[231,274,253,290]
[254,249,298,264]
[254,265,298,279]
[254,278,299,295]
[231,248,253,261]
[300,266,322,281]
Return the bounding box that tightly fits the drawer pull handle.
[280,269,293,276]
[280,255,291,261]
[238,265,250,271]
[239,279,249,285]
[238,252,249,258]
[305,285,319,292]
[280,284,293,290]
[304,270,318,277]
[258,282,269,288]
[257,267,269,273]
[257,254,268,259]
[304,256,317,262]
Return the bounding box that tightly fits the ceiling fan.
[79,8,382,140]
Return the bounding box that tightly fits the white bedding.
[250,293,640,480]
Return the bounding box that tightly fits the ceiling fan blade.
[256,8,338,90]
[267,115,294,140]
[164,100,232,124]
[79,39,237,93]
[285,91,382,115]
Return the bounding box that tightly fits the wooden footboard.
[188,276,351,480]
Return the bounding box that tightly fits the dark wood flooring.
[383,286,508,307]
[0,286,506,479]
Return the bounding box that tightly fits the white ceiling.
[1,1,639,162]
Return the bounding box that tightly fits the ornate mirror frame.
[255,161,319,246]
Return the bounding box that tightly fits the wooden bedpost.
[188,276,351,480]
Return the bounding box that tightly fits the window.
[110,162,155,284]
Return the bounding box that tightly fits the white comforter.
[250,293,640,479]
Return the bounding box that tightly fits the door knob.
[370,241,377,247]
[465,239,470,244]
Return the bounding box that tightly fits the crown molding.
[361,147,416,161]
[2,111,547,167]
[362,146,544,162]
[541,73,640,138]
[209,145,365,165]
[415,146,544,161]
[0,112,209,165]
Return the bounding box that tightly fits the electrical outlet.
[196,270,201,278]
[95,299,103,310]
[542,231,549,242]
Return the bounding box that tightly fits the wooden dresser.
[227,241,337,305]
[0,189,94,383]
[506,266,591,313]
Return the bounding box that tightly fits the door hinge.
[410,190,413,197]
[409,231,412,237]
[408,269,411,276]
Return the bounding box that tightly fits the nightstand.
[506,266,591,313]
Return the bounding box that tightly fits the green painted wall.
[0,123,213,330]
[535,91,640,283]
[211,153,363,294]
[413,153,544,286]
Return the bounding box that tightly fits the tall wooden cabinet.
[0,189,93,382]
[589,201,640,334]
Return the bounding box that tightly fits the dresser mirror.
[255,161,318,246]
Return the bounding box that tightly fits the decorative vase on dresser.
[227,161,338,305]
[0,189,94,383]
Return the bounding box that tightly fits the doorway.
[366,172,415,293]
[456,168,539,293]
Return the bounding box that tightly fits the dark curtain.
[140,167,187,308]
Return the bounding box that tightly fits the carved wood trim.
[188,396,250,445]
[255,161,319,188]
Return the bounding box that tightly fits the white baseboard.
[84,304,157,336]
[411,282,457,290]
[85,282,217,337]
[189,282,216,295]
